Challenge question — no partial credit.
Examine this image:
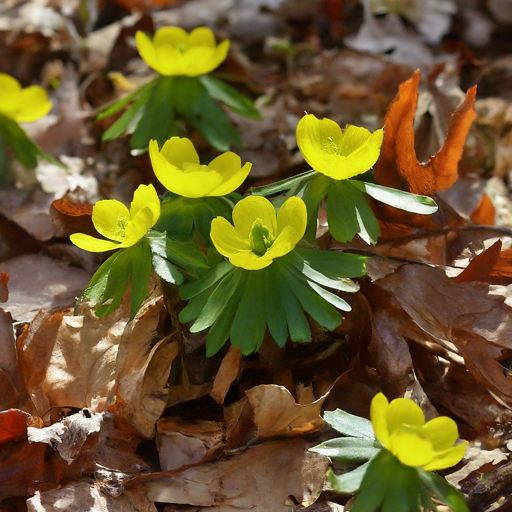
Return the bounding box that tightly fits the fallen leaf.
[225,384,328,448]
[0,409,30,444]
[2,254,90,322]
[50,191,95,238]
[0,273,8,302]
[210,346,242,405]
[156,416,225,471]
[17,306,129,415]
[134,439,329,511]
[470,193,496,225]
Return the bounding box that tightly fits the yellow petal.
[160,137,200,167]
[154,26,188,48]
[207,153,251,196]
[154,44,186,75]
[296,114,384,180]
[70,233,121,252]
[422,442,468,471]
[211,216,250,258]
[265,196,306,259]
[370,392,390,447]
[386,398,425,436]
[390,430,434,467]
[229,250,273,270]
[92,200,130,242]
[0,74,22,116]
[232,196,277,239]
[135,31,159,72]
[16,86,52,123]
[130,184,160,227]
[182,40,230,76]
[122,206,154,247]
[187,27,216,48]
[423,416,459,452]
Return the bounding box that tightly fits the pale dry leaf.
[225,384,328,447]
[156,416,225,471]
[446,444,509,488]
[139,439,329,511]
[27,409,103,464]
[26,482,157,512]
[211,345,241,405]
[0,307,21,410]
[112,293,177,438]
[2,254,90,322]
[17,306,129,415]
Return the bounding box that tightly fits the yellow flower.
[296,114,384,180]
[70,184,160,252]
[210,196,307,270]
[135,26,230,77]
[370,393,467,471]
[149,137,251,198]
[0,73,51,123]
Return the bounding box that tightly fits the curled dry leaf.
[456,240,512,285]
[225,384,328,448]
[50,193,95,238]
[0,409,30,444]
[134,439,329,511]
[111,294,178,439]
[210,345,242,406]
[156,416,225,471]
[373,70,477,227]
[17,306,130,415]
[0,307,22,411]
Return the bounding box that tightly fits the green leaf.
[250,170,316,197]
[174,76,242,151]
[180,260,233,300]
[350,180,438,215]
[0,113,60,168]
[81,250,122,304]
[179,287,213,324]
[152,254,184,285]
[307,281,351,312]
[131,75,176,149]
[418,469,469,512]
[129,240,153,317]
[300,174,333,241]
[323,409,375,439]
[350,450,396,512]
[274,259,311,343]
[230,270,267,354]
[327,180,381,245]
[206,281,246,357]
[199,75,262,120]
[296,248,368,279]
[264,264,288,347]
[328,463,371,495]
[190,267,243,331]
[283,270,342,330]
[101,88,151,141]
[311,437,381,463]
[96,78,157,121]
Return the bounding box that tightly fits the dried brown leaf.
[210,346,241,406]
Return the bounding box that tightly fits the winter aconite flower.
[210,196,307,270]
[370,393,467,471]
[0,73,52,123]
[296,114,384,180]
[149,137,252,198]
[135,26,230,77]
[70,184,160,252]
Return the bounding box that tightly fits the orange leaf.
[470,193,496,226]
[374,70,477,197]
[0,409,29,444]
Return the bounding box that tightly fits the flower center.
[115,215,129,239]
[321,135,343,156]
[249,218,275,256]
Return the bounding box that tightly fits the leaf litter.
[4,0,512,511]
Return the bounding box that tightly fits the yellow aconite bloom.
[70,184,160,252]
[135,26,230,76]
[149,137,251,198]
[371,393,467,471]
[210,196,307,270]
[0,73,51,123]
[296,114,384,180]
